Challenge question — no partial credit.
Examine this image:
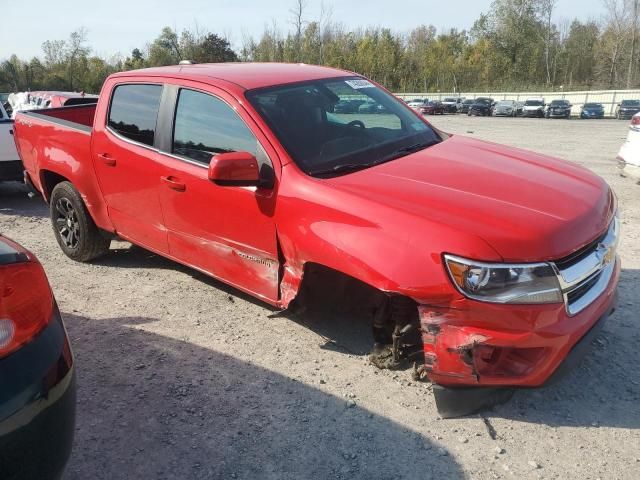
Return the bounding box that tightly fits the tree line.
[1,0,639,94]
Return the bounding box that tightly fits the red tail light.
[631,116,640,126]
[0,260,53,358]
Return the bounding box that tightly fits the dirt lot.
[1,116,639,479]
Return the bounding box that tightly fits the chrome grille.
[553,217,619,316]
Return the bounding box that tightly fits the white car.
[617,112,640,180]
[7,92,37,119]
[521,97,546,117]
[0,101,22,182]
[407,99,427,110]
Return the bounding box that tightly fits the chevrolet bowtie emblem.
[595,243,614,266]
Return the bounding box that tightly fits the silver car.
[493,100,518,117]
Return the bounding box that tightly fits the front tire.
[50,181,110,262]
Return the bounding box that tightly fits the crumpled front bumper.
[420,259,620,417]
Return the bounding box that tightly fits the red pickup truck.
[13,63,619,417]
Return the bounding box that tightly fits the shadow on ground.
[0,182,47,218]
[62,313,462,480]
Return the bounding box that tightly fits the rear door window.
[108,84,163,147]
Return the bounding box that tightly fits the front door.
[157,87,279,302]
[92,83,169,253]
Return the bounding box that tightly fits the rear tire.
[50,181,110,262]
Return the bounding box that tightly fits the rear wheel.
[50,182,110,262]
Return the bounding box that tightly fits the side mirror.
[208,151,261,187]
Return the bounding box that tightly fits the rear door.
[91,83,169,253]
[156,86,280,302]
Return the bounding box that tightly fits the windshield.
[474,99,491,105]
[497,101,513,106]
[584,103,602,108]
[443,98,457,102]
[550,100,568,106]
[246,77,442,177]
[525,100,543,106]
[621,100,640,106]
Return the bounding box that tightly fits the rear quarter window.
[108,84,163,147]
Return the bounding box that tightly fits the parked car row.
[403,96,640,119]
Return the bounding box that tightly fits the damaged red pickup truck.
[13,63,619,417]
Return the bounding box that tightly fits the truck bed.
[13,104,97,195]
[18,103,97,131]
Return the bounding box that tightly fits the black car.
[334,99,365,114]
[615,99,640,120]
[0,235,75,480]
[358,100,387,114]
[458,99,475,114]
[580,103,605,119]
[546,99,572,119]
[468,98,493,116]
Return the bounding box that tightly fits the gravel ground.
[1,116,639,479]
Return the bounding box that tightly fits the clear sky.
[0,0,605,60]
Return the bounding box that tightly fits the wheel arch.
[38,168,115,233]
[39,169,70,202]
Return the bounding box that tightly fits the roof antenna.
[178,60,196,65]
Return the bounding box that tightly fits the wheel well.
[293,262,388,314]
[291,262,422,366]
[40,170,69,201]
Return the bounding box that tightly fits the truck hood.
[327,135,613,262]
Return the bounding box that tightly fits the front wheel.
[50,181,111,262]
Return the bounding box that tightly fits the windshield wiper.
[379,140,440,163]
[309,140,440,178]
[309,163,375,177]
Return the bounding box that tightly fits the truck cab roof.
[111,63,355,91]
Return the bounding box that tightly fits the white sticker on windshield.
[345,79,375,89]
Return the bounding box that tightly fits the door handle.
[161,176,186,192]
[98,153,116,166]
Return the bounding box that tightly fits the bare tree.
[66,28,90,90]
[627,0,639,87]
[318,0,334,63]
[537,0,557,85]
[601,0,631,86]
[290,0,308,61]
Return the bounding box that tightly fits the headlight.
[444,254,563,304]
